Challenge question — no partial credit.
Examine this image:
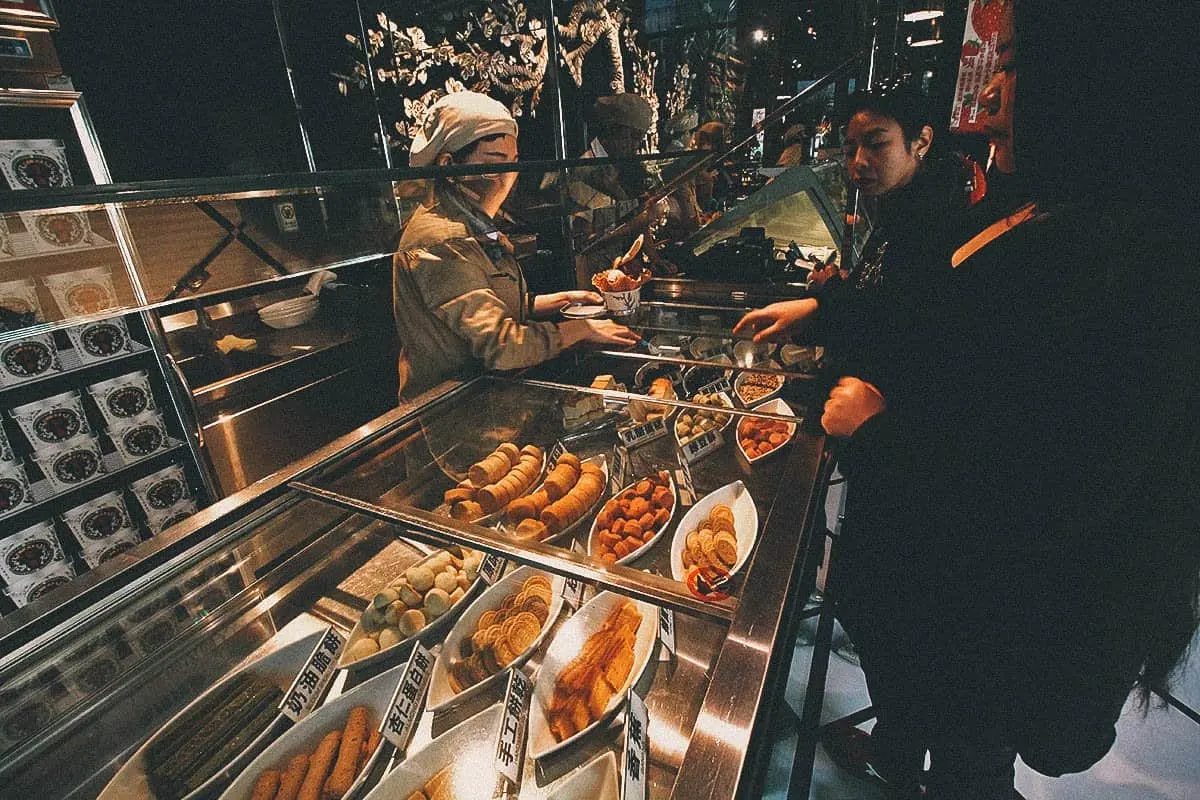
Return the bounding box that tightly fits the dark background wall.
[53,1,311,181]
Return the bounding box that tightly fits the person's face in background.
[979,4,1016,173]
[600,124,645,158]
[440,133,519,217]
[843,111,932,197]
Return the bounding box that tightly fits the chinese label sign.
[479,553,506,585]
[494,667,533,785]
[380,642,432,750]
[619,416,668,449]
[279,626,344,722]
[681,429,723,464]
[623,688,650,800]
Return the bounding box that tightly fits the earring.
[917,151,925,162]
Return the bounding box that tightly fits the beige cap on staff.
[409,91,518,167]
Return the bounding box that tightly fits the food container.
[0,460,35,518]
[0,332,61,385]
[0,521,67,585]
[337,547,485,671]
[779,344,822,371]
[361,704,503,800]
[543,751,620,800]
[129,463,191,515]
[688,335,727,361]
[42,266,119,317]
[32,434,106,493]
[108,411,170,464]
[63,316,135,363]
[669,480,760,584]
[587,471,677,567]
[733,339,777,368]
[673,391,735,448]
[600,286,641,317]
[144,500,198,536]
[10,389,91,450]
[735,398,798,464]
[2,562,75,608]
[219,659,401,800]
[0,277,43,331]
[97,628,331,800]
[258,295,318,329]
[88,370,156,426]
[497,453,608,544]
[733,367,784,406]
[426,566,565,713]
[60,490,136,543]
[527,592,658,760]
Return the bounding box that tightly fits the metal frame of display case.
[0,360,831,798]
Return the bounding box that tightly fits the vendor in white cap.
[394,91,639,398]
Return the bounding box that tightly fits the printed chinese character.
[413,649,430,670]
[628,713,644,746]
[627,748,643,780]
[284,693,305,715]
[311,650,331,670]
[297,668,320,692]
[498,739,515,766]
[387,708,406,733]
[322,630,342,651]
[402,680,420,701]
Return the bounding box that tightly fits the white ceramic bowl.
[527,592,658,760]
[426,566,565,713]
[733,365,784,406]
[587,472,677,566]
[669,479,759,583]
[735,398,798,464]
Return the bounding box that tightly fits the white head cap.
[409,91,518,167]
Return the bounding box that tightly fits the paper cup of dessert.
[528,592,658,760]
[670,480,759,585]
[220,664,400,800]
[339,547,485,671]
[98,629,329,800]
[426,566,565,713]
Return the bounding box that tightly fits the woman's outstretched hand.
[732,298,819,342]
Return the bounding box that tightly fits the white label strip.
[279,626,344,722]
[494,667,534,786]
[658,607,676,657]
[380,642,433,750]
[681,429,723,464]
[618,416,668,449]
[622,688,650,800]
[479,553,506,585]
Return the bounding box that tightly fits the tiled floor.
[761,477,1200,799]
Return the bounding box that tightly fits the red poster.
[949,0,1008,132]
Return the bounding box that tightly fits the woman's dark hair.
[845,84,938,149]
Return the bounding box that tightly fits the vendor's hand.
[559,319,641,350]
[732,298,819,343]
[821,377,886,438]
[534,290,603,316]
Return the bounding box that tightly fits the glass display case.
[1,161,834,799]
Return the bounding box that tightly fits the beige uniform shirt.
[393,187,563,398]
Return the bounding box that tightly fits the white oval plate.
[361,705,503,800]
[546,751,620,800]
[669,480,759,583]
[528,592,657,761]
[98,629,327,800]
[561,303,607,319]
[587,472,677,566]
[497,453,608,545]
[338,549,485,671]
[735,398,798,464]
[733,365,785,407]
[426,566,565,713]
[219,663,403,800]
[672,391,735,449]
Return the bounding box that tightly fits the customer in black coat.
[816,2,1200,798]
